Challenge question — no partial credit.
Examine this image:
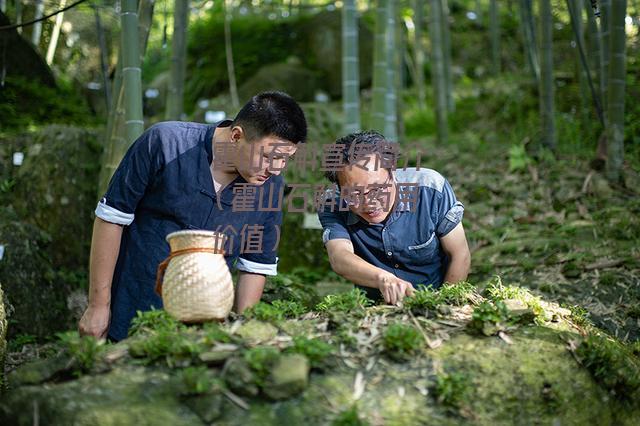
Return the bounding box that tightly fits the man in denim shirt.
[79,92,307,341]
[318,131,470,305]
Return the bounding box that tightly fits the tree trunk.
[384,0,398,140]
[342,0,360,134]
[489,0,500,74]
[441,0,454,112]
[46,0,67,65]
[94,4,111,112]
[429,0,448,143]
[98,0,156,197]
[15,0,21,34]
[600,0,611,124]
[0,1,6,14]
[224,0,239,109]
[371,0,388,133]
[539,0,556,151]
[31,0,44,46]
[395,6,405,141]
[166,0,190,120]
[605,0,626,182]
[413,0,426,109]
[519,0,540,82]
[585,0,601,99]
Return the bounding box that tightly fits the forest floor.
[422,133,640,342]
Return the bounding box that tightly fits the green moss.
[202,322,234,344]
[433,371,470,411]
[383,323,424,360]
[575,334,640,404]
[316,288,372,314]
[178,365,224,396]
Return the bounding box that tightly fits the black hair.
[324,131,391,184]
[233,91,307,144]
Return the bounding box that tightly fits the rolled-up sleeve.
[236,208,282,276]
[435,179,464,237]
[95,129,159,226]
[318,209,351,245]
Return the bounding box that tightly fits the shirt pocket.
[403,232,439,265]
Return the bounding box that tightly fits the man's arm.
[325,239,414,305]
[234,271,266,313]
[440,222,471,284]
[78,217,124,339]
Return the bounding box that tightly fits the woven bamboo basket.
[157,230,234,322]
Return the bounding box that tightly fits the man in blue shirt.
[318,131,470,305]
[79,92,307,341]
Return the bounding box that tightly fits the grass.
[316,288,372,314]
[286,336,334,368]
[382,323,424,360]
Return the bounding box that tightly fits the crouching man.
[317,131,470,305]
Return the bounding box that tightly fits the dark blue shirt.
[317,168,464,300]
[96,121,283,341]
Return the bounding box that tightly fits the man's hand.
[78,304,110,340]
[376,272,415,305]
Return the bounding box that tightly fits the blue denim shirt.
[317,168,464,300]
[95,121,283,341]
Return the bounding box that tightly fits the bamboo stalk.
[441,0,454,112]
[385,0,398,140]
[539,0,556,151]
[519,0,540,82]
[489,0,500,74]
[429,0,448,143]
[342,0,360,133]
[31,0,44,46]
[224,0,239,109]
[413,0,426,109]
[605,0,626,182]
[371,0,388,133]
[45,0,67,65]
[166,0,190,120]
[600,0,611,123]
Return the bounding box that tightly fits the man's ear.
[230,126,245,143]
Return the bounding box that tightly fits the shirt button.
[387,251,392,256]
[394,263,399,268]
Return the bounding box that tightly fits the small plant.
[316,289,372,313]
[438,281,479,306]
[467,300,511,336]
[332,404,369,426]
[286,336,334,368]
[178,365,224,395]
[128,308,184,336]
[404,286,441,313]
[243,299,308,322]
[433,371,470,410]
[561,303,593,327]
[243,346,281,385]
[508,143,532,172]
[56,331,105,376]
[575,334,640,404]
[484,278,545,323]
[128,330,204,366]
[383,323,424,360]
[202,322,233,344]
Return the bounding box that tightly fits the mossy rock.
[1,290,639,425]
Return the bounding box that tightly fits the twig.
[584,259,626,270]
[223,390,249,410]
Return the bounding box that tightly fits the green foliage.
[561,303,593,327]
[403,286,441,313]
[575,334,640,404]
[438,282,478,306]
[261,270,322,309]
[7,333,38,353]
[244,346,281,385]
[244,300,308,323]
[433,371,470,410]
[508,144,532,172]
[202,323,234,344]
[0,76,96,131]
[128,308,185,337]
[332,405,369,426]
[178,366,224,395]
[467,301,511,336]
[128,329,204,367]
[382,323,424,360]
[286,337,334,368]
[56,331,105,377]
[483,278,545,323]
[316,289,372,314]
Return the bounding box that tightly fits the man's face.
[337,154,396,224]
[232,127,298,185]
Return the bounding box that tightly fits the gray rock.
[263,354,310,400]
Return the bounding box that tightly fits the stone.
[263,354,310,400]
[222,358,259,397]
[8,352,73,387]
[184,393,224,423]
[235,320,278,345]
